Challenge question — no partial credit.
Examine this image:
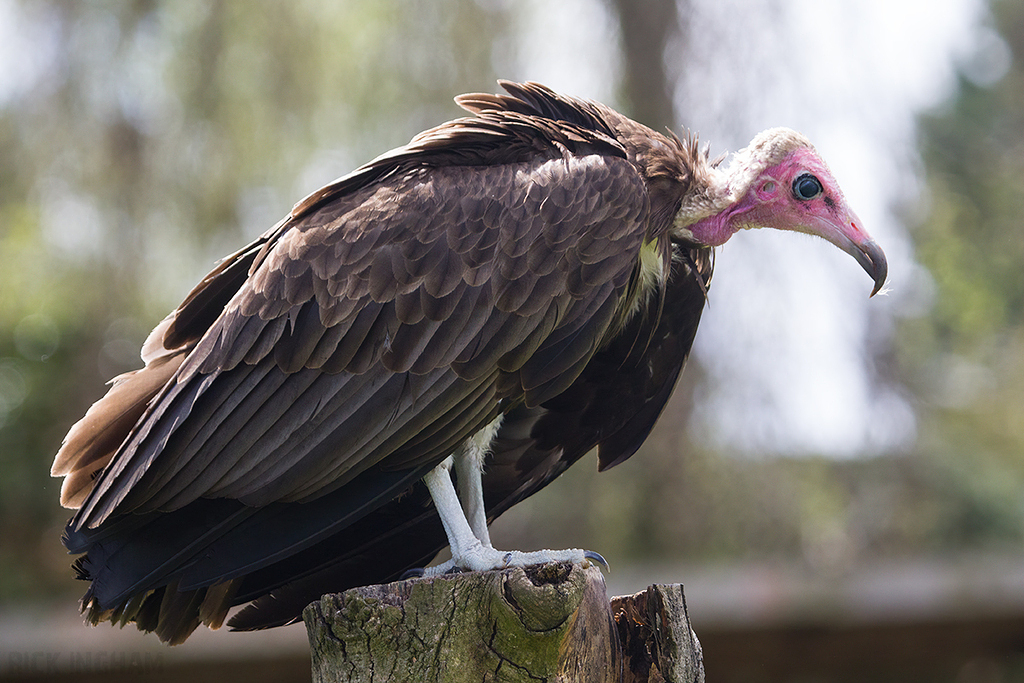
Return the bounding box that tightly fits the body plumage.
[52,82,884,644]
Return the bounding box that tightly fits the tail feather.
[78,578,240,646]
[53,353,184,508]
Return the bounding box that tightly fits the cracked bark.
[304,562,704,682]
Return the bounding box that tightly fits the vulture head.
[680,128,887,295]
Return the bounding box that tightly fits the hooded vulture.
[52,81,887,644]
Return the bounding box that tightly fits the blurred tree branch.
[606,0,684,127]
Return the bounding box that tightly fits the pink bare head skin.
[677,128,887,296]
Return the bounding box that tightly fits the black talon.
[584,550,609,571]
[400,567,425,580]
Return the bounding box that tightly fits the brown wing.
[224,241,713,632]
[64,145,653,531]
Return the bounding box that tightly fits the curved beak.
[826,223,888,297]
[808,208,888,297]
[850,238,887,297]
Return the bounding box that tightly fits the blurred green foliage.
[897,0,1024,547]
[2,0,1023,611]
[0,0,509,603]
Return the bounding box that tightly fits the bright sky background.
[518,0,1006,457]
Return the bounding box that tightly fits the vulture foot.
[420,545,606,577]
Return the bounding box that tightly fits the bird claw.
[584,550,609,571]
[399,567,425,580]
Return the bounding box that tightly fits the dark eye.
[793,174,823,201]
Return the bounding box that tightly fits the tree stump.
[304,562,704,682]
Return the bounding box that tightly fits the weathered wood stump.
[304,562,704,682]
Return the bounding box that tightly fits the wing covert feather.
[72,146,652,530]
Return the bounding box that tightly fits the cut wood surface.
[304,562,704,682]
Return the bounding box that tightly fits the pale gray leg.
[421,416,603,576]
[453,416,497,547]
[421,457,488,570]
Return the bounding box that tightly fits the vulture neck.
[670,162,738,247]
[671,128,811,247]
